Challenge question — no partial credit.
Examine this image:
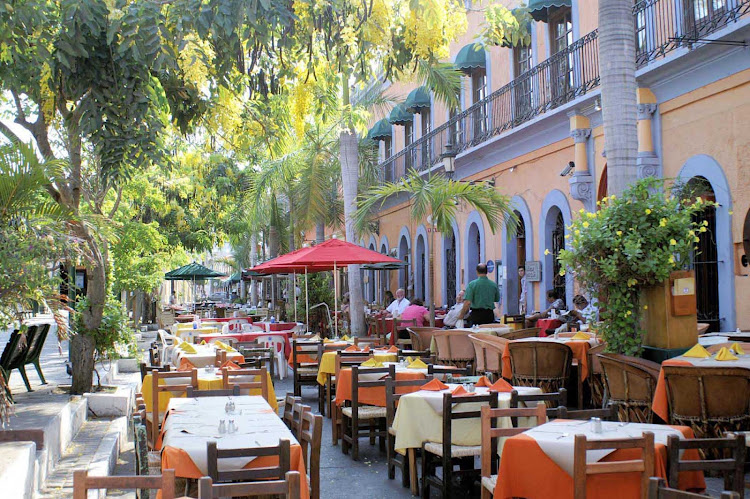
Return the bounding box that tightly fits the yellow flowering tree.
[557,178,714,355]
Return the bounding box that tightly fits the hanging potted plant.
[557,177,714,356]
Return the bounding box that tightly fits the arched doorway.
[504,211,526,314]
[551,210,566,303]
[444,231,458,307]
[415,234,426,301]
[687,177,720,332]
[597,164,608,202]
[398,234,410,294]
[367,243,377,303]
[467,222,481,282]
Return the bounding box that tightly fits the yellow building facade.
[362,0,750,332]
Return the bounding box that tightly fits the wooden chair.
[354,336,383,348]
[340,365,390,461]
[283,393,302,428]
[587,342,607,407]
[552,405,618,421]
[237,342,276,378]
[427,364,471,379]
[422,391,499,498]
[291,402,311,439]
[500,327,540,340]
[385,376,434,489]
[406,327,441,352]
[573,432,654,499]
[221,366,269,404]
[366,315,385,343]
[663,366,750,444]
[510,388,568,420]
[469,334,509,380]
[648,477,739,499]
[393,318,417,349]
[207,438,291,483]
[139,362,170,381]
[150,369,198,445]
[432,330,476,370]
[197,471,301,498]
[507,341,572,393]
[331,351,373,444]
[299,410,323,499]
[214,349,227,367]
[186,385,240,398]
[666,434,746,497]
[73,469,176,499]
[480,404,548,499]
[291,340,325,412]
[600,353,661,423]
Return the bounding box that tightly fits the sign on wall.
[525,261,541,282]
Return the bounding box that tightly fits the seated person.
[525,289,566,327]
[443,290,465,328]
[568,294,598,330]
[400,298,430,327]
[385,288,410,317]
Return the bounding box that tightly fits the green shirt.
[464,275,500,310]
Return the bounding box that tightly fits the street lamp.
[441,142,457,177]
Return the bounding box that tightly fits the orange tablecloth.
[651,359,693,422]
[334,369,426,407]
[494,426,705,499]
[501,339,594,380]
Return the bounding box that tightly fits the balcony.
[378,0,750,183]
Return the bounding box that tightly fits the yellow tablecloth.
[141,371,277,413]
[315,350,399,385]
[175,327,219,339]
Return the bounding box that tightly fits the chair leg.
[387,435,395,480]
[352,418,359,461]
[421,447,430,499]
[33,361,47,385]
[341,416,350,455]
[17,366,33,392]
[331,405,339,446]
[318,384,325,415]
[409,449,419,495]
[481,484,492,499]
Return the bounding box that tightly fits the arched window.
[687,177,719,332]
[445,232,457,307]
[551,210,566,304]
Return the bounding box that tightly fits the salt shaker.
[590,417,602,434]
[218,419,227,434]
[228,419,236,433]
[225,400,232,414]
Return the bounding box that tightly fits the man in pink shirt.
[400,298,430,327]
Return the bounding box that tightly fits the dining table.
[199,331,294,359]
[392,384,543,495]
[493,419,706,499]
[316,347,400,386]
[159,395,307,497]
[334,362,429,408]
[651,341,750,421]
[170,343,245,369]
[255,321,299,332]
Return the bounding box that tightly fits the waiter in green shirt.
[459,263,500,326]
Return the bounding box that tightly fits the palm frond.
[415,60,463,111]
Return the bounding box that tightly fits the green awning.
[165,262,225,280]
[361,261,409,270]
[404,87,431,114]
[454,43,486,74]
[367,119,392,141]
[527,0,571,22]
[388,103,414,126]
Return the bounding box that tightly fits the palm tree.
[599,0,639,194]
[354,170,518,325]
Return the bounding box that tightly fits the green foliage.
[482,7,532,48]
[557,178,715,355]
[295,273,335,333]
[72,296,135,359]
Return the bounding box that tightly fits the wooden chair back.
[73,469,176,499]
[427,364,471,378]
[299,411,323,499]
[573,432,654,499]
[648,477,739,499]
[510,388,567,420]
[186,385,240,398]
[432,330,476,367]
[500,328,540,340]
[354,336,383,348]
[292,340,323,371]
[480,405,547,480]
[600,353,660,423]
[197,471,301,498]
[552,405,618,421]
[384,376,435,428]
[150,369,198,444]
[283,393,301,428]
[469,334,508,375]
[587,342,607,407]
[439,391,499,462]
[291,402,311,439]
[221,367,269,403]
[507,341,572,393]
[406,327,441,351]
[140,363,169,381]
[214,349,227,367]
[334,351,372,377]
[207,438,291,483]
[393,318,418,348]
[666,433,746,497]
[366,316,384,340]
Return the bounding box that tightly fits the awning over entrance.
[404,86,431,114]
[367,118,392,141]
[454,42,487,74]
[527,0,572,22]
[388,103,414,126]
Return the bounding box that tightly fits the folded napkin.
[730,342,745,355]
[178,358,196,371]
[715,347,738,361]
[475,376,492,387]
[323,338,334,343]
[344,345,360,352]
[221,361,241,370]
[214,341,236,353]
[570,332,591,341]
[451,385,476,397]
[489,378,514,393]
[310,335,321,341]
[179,342,197,354]
[386,345,399,353]
[362,346,370,353]
[420,379,449,391]
[683,344,711,358]
[405,356,413,365]
[408,358,428,369]
[341,335,351,341]
[200,340,207,345]
[361,358,384,368]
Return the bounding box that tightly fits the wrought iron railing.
[379,0,750,183]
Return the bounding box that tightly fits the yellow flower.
[626,310,632,316]
[564,234,570,239]
[696,196,703,204]
[544,249,550,256]
[579,208,585,214]
[616,230,623,236]
[627,278,637,287]
[582,221,590,228]
[643,305,649,310]
[645,208,652,215]
[587,212,596,219]
[610,195,616,200]
[669,238,677,246]
[596,201,601,206]
[659,218,667,227]
[575,229,581,236]
[694,236,700,242]
[699,226,707,233]
[702,220,709,226]
[669,255,676,264]
[729,210,734,215]
[558,269,566,276]
[688,229,694,236]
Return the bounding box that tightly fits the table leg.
[408,448,418,496]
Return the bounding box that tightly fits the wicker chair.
[599,354,660,423]
[500,328,540,340]
[468,334,509,380]
[507,341,572,393]
[406,327,441,352]
[662,366,750,445]
[432,330,476,371]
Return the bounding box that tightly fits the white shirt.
[443,303,463,327]
[386,298,410,316]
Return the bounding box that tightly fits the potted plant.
[557,178,713,356]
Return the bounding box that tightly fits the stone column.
[637,88,660,179]
[568,114,594,210]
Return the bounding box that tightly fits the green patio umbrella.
[165,262,225,309]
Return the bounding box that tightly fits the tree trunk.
[70,333,96,393]
[599,0,639,194]
[315,222,325,244]
[339,130,366,336]
[250,233,258,305]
